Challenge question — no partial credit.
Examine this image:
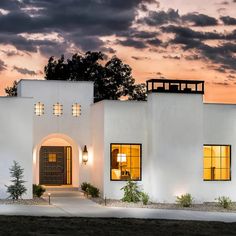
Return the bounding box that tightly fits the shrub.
[81,182,91,192]
[216,196,232,209]
[33,184,45,197]
[176,193,193,207]
[5,161,27,200]
[121,180,141,203]
[81,182,100,198]
[141,192,149,205]
[87,185,100,198]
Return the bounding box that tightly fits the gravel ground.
[0,197,48,205]
[92,198,236,212]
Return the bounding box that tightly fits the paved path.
[1,191,236,222]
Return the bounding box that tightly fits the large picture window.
[110,143,141,181]
[203,145,231,181]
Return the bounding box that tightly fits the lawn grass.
[0,216,236,235]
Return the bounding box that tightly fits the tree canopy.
[5,80,18,96]
[44,51,146,102]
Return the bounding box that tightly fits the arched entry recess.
[33,133,80,187]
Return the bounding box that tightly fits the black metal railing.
[146,79,204,94]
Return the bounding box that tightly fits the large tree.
[5,80,18,96]
[44,51,146,102]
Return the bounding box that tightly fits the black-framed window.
[110,143,141,181]
[203,145,231,181]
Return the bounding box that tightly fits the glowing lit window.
[203,145,231,181]
[48,153,57,162]
[111,143,141,181]
[53,103,63,116]
[72,103,81,117]
[34,102,44,116]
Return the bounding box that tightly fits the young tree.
[5,161,27,200]
[44,51,147,102]
[5,80,18,96]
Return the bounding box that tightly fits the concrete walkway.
[1,191,236,222]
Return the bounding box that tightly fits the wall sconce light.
[82,145,88,165]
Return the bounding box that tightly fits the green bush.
[141,192,149,205]
[121,180,141,203]
[216,196,232,209]
[81,182,99,198]
[176,193,193,207]
[87,185,100,198]
[33,184,46,197]
[81,182,91,192]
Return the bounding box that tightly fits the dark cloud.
[0,49,23,57]
[146,38,162,46]
[185,54,202,60]
[163,55,181,60]
[163,25,236,71]
[220,1,230,5]
[0,0,154,54]
[138,8,180,26]
[220,16,236,25]
[213,81,230,86]
[118,39,147,49]
[131,56,150,60]
[13,66,37,75]
[162,25,236,41]
[182,13,218,26]
[0,59,7,72]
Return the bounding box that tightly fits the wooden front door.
[40,146,72,185]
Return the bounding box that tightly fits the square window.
[110,144,141,181]
[203,145,231,181]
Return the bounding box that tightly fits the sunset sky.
[0,0,235,103]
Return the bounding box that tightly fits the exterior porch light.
[82,145,88,165]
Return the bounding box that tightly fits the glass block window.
[34,102,44,116]
[72,103,81,117]
[203,145,231,181]
[53,103,63,116]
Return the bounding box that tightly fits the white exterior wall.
[1,79,236,202]
[90,102,105,194]
[202,104,236,201]
[147,93,204,203]
[0,97,33,199]
[102,101,147,199]
[18,80,94,187]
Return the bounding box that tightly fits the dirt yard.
[0,216,236,235]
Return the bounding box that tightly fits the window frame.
[203,144,231,181]
[110,143,142,181]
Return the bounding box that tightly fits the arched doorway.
[33,133,80,186]
[39,146,72,185]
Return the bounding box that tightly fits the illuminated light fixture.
[117,153,126,163]
[34,102,44,116]
[72,103,81,117]
[53,102,63,116]
[82,145,88,165]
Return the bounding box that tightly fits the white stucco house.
[0,78,234,203]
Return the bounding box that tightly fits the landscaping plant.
[216,196,232,209]
[33,184,46,197]
[141,192,149,205]
[81,182,100,198]
[121,180,141,203]
[5,161,27,200]
[176,193,193,207]
[81,182,91,192]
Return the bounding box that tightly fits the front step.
[43,186,80,192]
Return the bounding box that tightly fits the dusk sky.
[0,0,235,103]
